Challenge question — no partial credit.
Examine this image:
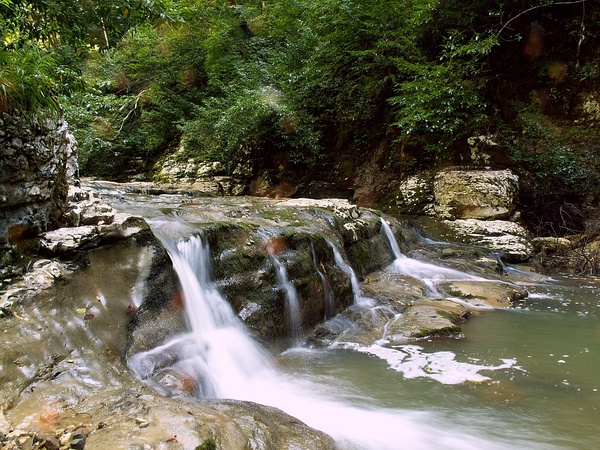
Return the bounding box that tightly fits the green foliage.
[6,0,599,205]
[505,109,600,195]
[195,438,216,450]
[181,86,321,176]
[0,45,60,118]
[64,19,210,178]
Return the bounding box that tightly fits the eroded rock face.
[433,169,519,220]
[0,112,78,253]
[153,148,247,196]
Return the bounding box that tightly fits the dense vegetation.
[2,0,599,231]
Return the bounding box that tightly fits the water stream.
[130,232,529,449]
[380,218,484,297]
[92,184,598,449]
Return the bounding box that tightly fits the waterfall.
[379,218,484,296]
[380,217,405,260]
[328,240,373,307]
[129,235,272,398]
[312,243,335,320]
[271,253,302,340]
[128,226,526,450]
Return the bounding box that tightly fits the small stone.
[59,431,73,446]
[42,436,61,450]
[70,432,86,450]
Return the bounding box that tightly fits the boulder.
[436,280,529,308]
[384,303,468,344]
[39,213,152,257]
[433,169,519,220]
[443,219,534,262]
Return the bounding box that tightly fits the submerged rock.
[437,280,528,308]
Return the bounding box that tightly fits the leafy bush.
[180,86,321,176]
[0,45,60,118]
[505,109,600,195]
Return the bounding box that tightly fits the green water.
[280,277,600,449]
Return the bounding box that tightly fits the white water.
[380,219,484,296]
[271,253,302,340]
[328,239,374,307]
[130,233,540,450]
[129,235,273,397]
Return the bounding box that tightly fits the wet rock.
[443,219,534,262]
[437,280,528,308]
[0,260,71,310]
[39,213,152,257]
[384,303,467,344]
[363,271,424,305]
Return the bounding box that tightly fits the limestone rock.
[0,112,77,251]
[385,303,467,344]
[395,172,434,214]
[444,218,534,262]
[433,169,519,220]
[39,213,151,256]
[436,280,528,308]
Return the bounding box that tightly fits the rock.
[385,303,468,344]
[395,172,434,215]
[1,259,71,308]
[363,271,423,305]
[39,213,151,257]
[433,169,519,220]
[443,218,534,262]
[0,112,78,252]
[282,198,360,222]
[531,236,571,252]
[436,280,529,308]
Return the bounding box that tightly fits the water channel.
[94,182,600,449]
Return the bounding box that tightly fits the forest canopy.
[2,0,599,204]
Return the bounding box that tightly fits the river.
[94,182,600,449]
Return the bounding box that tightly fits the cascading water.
[270,253,302,340]
[129,234,273,398]
[129,229,532,450]
[380,218,484,296]
[328,239,373,307]
[81,182,598,449]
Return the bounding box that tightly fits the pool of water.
[278,278,599,449]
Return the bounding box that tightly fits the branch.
[116,89,148,136]
[576,0,586,67]
[498,0,586,37]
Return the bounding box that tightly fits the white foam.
[336,342,519,385]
